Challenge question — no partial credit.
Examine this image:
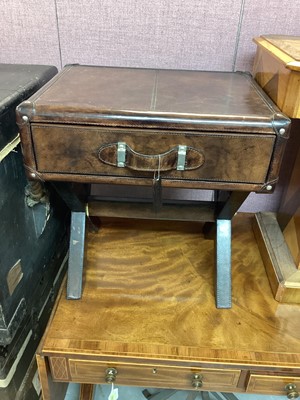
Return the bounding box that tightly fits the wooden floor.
[42,214,300,368]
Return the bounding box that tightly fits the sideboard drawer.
[246,373,300,396]
[68,359,241,391]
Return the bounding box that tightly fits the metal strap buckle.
[117,142,126,167]
[177,145,187,171]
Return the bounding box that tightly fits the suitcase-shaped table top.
[16,65,290,193]
[16,65,286,127]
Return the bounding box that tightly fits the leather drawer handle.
[98,142,205,172]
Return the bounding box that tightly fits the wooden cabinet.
[253,35,300,119]
[253,35,300,303]
[36,215,300,399]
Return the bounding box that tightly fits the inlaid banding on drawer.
[69,359,241,391]
[49,357,69,381]
[246,373,300,395]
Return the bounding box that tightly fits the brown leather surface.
[16,65,288,132]
[16,65,291,191]
[30,124,275,186]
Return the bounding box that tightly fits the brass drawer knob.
[105,367,118,383]
[192,373,203,389]
[285,383,299,399]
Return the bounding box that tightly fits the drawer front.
[246,373,300,395]
[31,124,275,186]
[67,359,241,391]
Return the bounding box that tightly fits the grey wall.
[1,0,300,211]
[1,0,299,72]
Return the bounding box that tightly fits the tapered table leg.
[80,383,95,400]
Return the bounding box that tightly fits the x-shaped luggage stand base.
[51,182,248,309]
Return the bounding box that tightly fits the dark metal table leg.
[67,211,86,299]
[51,182,87,300]
[214,191,249,309]
[216,219,232,308]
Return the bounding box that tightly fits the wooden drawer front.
[246,373,300,395]
[68,359,240,391]
[31,124,275,186]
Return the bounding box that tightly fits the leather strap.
[98,143,205,172]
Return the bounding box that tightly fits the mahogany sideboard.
[36,215,300,400]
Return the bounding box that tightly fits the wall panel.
[0,0,61,68]
[234,0,300,72]
[56,0,242,70]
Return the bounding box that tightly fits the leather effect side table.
[16,65,290,308]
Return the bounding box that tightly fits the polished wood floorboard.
[43,214,300,368]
